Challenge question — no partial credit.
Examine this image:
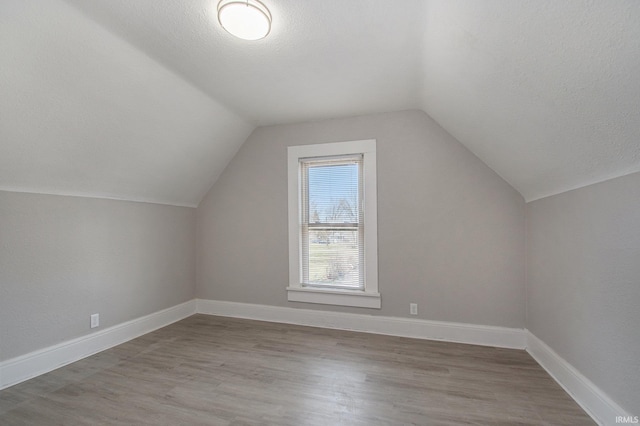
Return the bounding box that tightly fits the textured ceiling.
[1,0,639,205]
[420,0,640,201]
[62,0,426,125]
[0,0,252,207]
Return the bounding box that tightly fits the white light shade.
[217,0,272,41]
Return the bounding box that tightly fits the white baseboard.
[0,300,196,390]
[4,297,626,426]
[526,331,631,426]
[196,299,526,349]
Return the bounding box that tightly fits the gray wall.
[0,191,196,361]
[527,171,640,413]
[197,110,526,327]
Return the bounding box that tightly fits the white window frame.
[287,139,380,309]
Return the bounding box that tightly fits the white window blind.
[300,155,364,290]
[288,140,378,308]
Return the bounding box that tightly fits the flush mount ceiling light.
[217,0,272,41]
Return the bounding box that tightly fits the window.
[287,140,379,308]
[301,155,363,289]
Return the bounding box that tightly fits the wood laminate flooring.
[0,314,594,425]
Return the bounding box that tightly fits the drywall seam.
[0,188,198,208]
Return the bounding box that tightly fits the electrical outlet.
[90,313,99,329]
[410,303,418,315]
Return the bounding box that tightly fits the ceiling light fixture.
[217,0,272,41]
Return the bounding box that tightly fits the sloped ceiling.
[420,1,640,201]
[1,0,639,205]
[0,0,253,207]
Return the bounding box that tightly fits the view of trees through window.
[305,161,362,288]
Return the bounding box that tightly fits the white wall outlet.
[90,313,99,329]
[410,303,418,315]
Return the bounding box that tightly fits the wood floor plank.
[0,314,594,425]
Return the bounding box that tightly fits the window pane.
[307,229,360,287]
[308,163,359,224]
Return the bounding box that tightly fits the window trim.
[287,139,379,309]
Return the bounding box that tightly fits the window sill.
[286,286,381,309]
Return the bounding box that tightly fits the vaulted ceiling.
[1,0,639,206]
